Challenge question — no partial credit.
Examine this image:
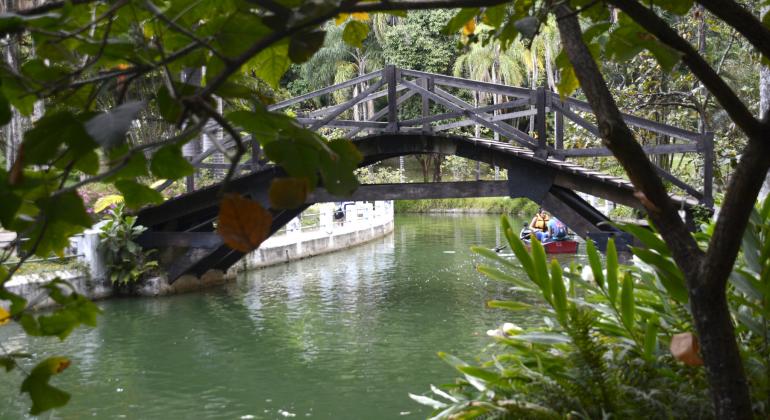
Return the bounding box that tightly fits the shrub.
[98,204,157,286]
[413,199,770,418]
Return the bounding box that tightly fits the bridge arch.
[136,133,689,281]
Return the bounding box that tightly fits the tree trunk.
[759,6,770,202]
[556,5,755,417]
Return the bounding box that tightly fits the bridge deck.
[136,66,710,281]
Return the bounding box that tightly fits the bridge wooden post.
[385,65,399,133]
[535,86,548,159]
[419,77,434,134]
[554,97,565,151]
[702,131,714,207]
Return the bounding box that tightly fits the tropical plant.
[98,204,157,286]
[414,198,770,418]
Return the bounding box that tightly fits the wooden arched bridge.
[136,65,713,281]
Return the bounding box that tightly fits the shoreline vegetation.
[394,198,538,215]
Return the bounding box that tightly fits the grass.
[395,197,538,215]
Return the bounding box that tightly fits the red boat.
[520,228,580,254]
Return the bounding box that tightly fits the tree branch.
[608,0,761,139]
[696,0,770,61]
[554,4,703,277]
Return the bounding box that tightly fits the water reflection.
[0,214,585,419]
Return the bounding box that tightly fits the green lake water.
[0,214,585,419]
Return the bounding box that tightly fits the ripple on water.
[0,214,583,419]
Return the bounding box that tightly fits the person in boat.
[547,217,569,241]
[528,208,550,242]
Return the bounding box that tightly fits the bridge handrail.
[170,65,713,206]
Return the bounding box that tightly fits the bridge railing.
[169,65,714,207]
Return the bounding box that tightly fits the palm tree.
[299,22,383,121]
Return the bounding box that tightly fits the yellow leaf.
[0,306,9,326]
[462,19,476,36]
[93,194,124,213]
[269,177,309,209]
[335,13,349,25]
[351,12,369,21]
[217,193,273,253]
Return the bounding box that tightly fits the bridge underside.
[137,134,691,282]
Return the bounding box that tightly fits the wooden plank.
[550,101,600,136]
[535,87,547,158]
[432,109,538,132]
[268,70,380,111]
[419,77,432,133]
[401,68,533,98]
[560,143,699,157]
[386,65,399,133]
[400,98,531,126]
[309,78,385,130]
[136,232,223,249]
[555,101,564,150]
[305,85,406,118]
[651,162,703,199]
[561,95,701,142]
[346,90,418,137]
[306,181,511,202]
[424,84,538,148]
[296,118,388,128]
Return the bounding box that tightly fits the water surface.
[0,214,583,419]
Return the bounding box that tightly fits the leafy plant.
[413,208,770,418]
[98,204,157,286]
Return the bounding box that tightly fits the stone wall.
[4,201,395,306]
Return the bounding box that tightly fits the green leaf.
[606,238,618,303]
[617,221,666,251]
[105,148,149,181]
[502,216,534,277]
[26,191,92,257]
[471,245,521,271]
[23,111,97,165]
[531,237,551,301]
[115,180,163,209]
[437,352,469,368]
[620,272,635,329]
[150,144,194,180]
[511,332,571,344]
[606,13,681,72]
[482,4,507,28]
[289,30,326,63]
[248,38,291,89]
[555,49,579,99]
[657,0,694,15]
[1,73,35,116]
[342,21,369,49]
[156,86,183,123]
[0,89,11,125]
[643,315,658,359]
[318,138,362,196]
[21,357,71,415]
[631,247,688,303]
[443,8,479,34]
[487,300,532,311]
[550,259,568,323]
[458,365,500,383]
[227,109,296,141]
[586,239,605,289]
[477,265,534,290]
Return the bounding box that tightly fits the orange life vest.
[533,214,550,230]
